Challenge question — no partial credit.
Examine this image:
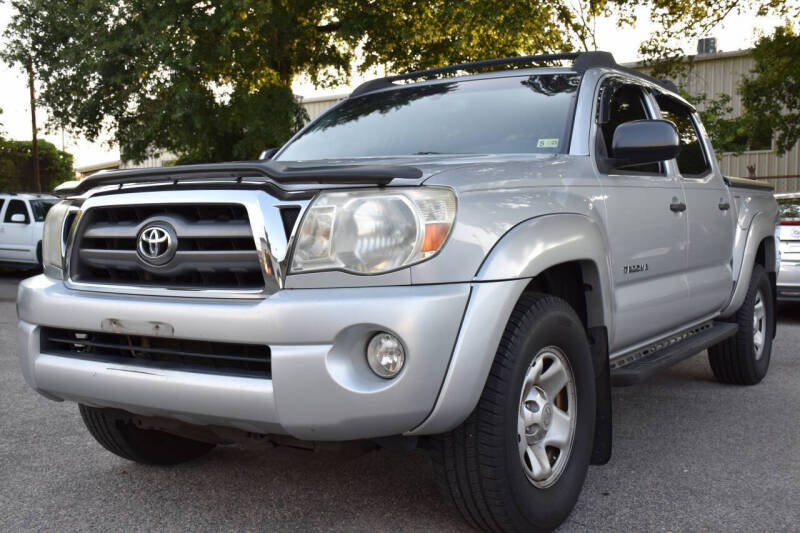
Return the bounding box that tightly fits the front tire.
[431,293,596,532]
[79,405,215,465]
[708,264,774,385]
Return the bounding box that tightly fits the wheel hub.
[517,346,577,489]
[753,288,766,360]
[523,387,553,443]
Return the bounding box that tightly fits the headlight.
[290,188,456,275]
[42,201,76,279]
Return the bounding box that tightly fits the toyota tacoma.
[17,51,779,532]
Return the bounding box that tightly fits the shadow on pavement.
[777,302,800,325]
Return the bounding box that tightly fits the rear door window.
[656,95,711,177]
[778,198,800,225]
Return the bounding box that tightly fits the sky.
[0,4,790,169]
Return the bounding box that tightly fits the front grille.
[41,327,271,377]
[70,204,265,290]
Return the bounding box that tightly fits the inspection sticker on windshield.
[537,138,559,148]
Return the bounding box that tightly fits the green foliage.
[0,139,74,192]
[3,0,797,163]
[740,25,800,155]
[118,83,308,164]
[680,92,747,154]
[598,0,799,70]
[0,0,587,163]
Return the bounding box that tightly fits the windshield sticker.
[537,138,559,149]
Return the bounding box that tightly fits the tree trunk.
[26,58,41,193]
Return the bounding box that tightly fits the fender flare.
[477,213,614,331]
[408,213,614,435]
[721,211,776,317]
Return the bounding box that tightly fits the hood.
[71,154,564,199]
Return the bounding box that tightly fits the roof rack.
[350,51,677,97]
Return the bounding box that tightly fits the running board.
[610,321,738,387]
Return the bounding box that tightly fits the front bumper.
[18,275,475,440]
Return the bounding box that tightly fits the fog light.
[366,332,405,379]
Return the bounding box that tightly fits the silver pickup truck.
[17,52,778,532]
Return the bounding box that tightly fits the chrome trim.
[61,205,82,258]
[63,190,310,299]
[42,264,63,279]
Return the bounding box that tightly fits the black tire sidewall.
[501,301,596,529]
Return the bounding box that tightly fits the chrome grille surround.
[64,190,309,299]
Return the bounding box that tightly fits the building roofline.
[75,160,121,173]
[299,93,348,103]
[622,48,753,69]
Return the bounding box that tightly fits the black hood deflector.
[73,161,423,194]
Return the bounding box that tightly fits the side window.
[656,95,711,177]
[597,84,661,174]
[0,199,5,217]
[4,200,30,224]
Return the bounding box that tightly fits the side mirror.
[259,148,279,160]
[10,213,27,223]
[611,119,680,167]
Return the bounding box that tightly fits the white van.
[0,193,58,268]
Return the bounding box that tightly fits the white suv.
[0,193,58,268]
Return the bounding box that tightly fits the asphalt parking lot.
[2,270,799,532]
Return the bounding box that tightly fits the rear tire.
[708,264,774,385]
[79,405,215,465]
[431,293,596,532]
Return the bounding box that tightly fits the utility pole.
[26,57,41,193]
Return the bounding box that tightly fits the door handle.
[718,201,730,211]
[670,201,687,213]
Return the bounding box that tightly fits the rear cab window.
[778,198,800,225]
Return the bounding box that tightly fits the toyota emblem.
[137,223,178,266]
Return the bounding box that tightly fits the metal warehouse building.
[630,48,800,193]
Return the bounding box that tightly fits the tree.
[598,0,799,67]
[0,0,598,164]
[2,2,43,191]
[740,25,800,155]
[680,92,746,154]
[4,1,797,164]
[0,139,74,192]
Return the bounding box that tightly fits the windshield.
[29,200,56,222]
[277,74,580,161]
[779,198,800,223]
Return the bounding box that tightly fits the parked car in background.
[0,193,58,269]
[776,193,800,301]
